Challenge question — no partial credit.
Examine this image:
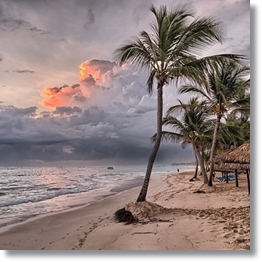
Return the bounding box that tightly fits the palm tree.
[114,4,243,202]
[219,112,250,149]
[231,85,250,124]
[179,59,250,186]
[162,98,213,184]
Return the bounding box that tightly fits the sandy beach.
[0,171,250,250]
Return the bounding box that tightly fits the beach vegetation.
[178,58,250,186]
[114,4,244,203]
[153,97,212,184]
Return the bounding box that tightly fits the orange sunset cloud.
[41,85,83,108]
[41,60,115,109]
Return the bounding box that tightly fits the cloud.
[83,8,95,29]
[0,17,48,34]
[53,106,82,115]
[0,74,195,165]
[78,59,115,83]
[41,59,116,108]
[0,105,37,116]
[41,84,83,108]
[0,0,249,165]
[0,0,48,35]
[13,70,35,74]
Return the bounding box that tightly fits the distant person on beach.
[177,169,179,173]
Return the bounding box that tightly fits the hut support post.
[235,169,239,187]
[246,169,250,195]
[226,172,229,183]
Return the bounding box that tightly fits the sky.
[0,0,250,166]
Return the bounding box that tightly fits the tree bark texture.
[193,144,208,184]
[136,83,163,202]
[208,115,221,186]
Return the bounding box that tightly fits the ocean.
[0,164,194,229]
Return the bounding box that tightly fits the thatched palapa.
[213,142,250,194]
[213,143,250,171]
[223,143,250,165]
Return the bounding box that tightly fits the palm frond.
[147,70,155,95]
[175,17,224,56]
[150,131,183,143]
[178,85,211,101]
[114,36,153,70]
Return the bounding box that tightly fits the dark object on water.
[114,207,138,224]
[177,169,179,173]
[107,166,114,170]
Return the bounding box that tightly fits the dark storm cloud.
[53,106,82,115]
[0,142,68,163]
[73,93,87,103]
[0,17,48,34]
[72,84,80,89]
[0,138,67,146]
[12,70,35,74]
[0,0,47,33]
[83,8,95,29]
[0,105,37,116]
[0,102,194,165]
[0,135,193,164]
[69,107,106,126]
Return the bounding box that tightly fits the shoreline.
[0,171,250,250]
[0,173,146,231]
[0,173,147,233]
[0,165,181,231]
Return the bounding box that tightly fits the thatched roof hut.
[223,142,250,165]
[213,142,250,194]
[213,149,233,168]
[213,142,250,171]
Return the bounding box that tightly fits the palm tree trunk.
[208,115,221,186]
[193,152,198,178]
[136,83,163,202]
[193,144,208,184]
[201,148,207,171]
[193,162,198,178]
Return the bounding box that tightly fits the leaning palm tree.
[114,4,243,202]
[179,59,250,186]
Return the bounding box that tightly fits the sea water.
[0,164,194,228]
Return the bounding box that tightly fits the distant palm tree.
[219,112,250,149]
[179,59,250,186]
[161,98,212,184]
[114,4,243,202]
[231,85,250,123]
